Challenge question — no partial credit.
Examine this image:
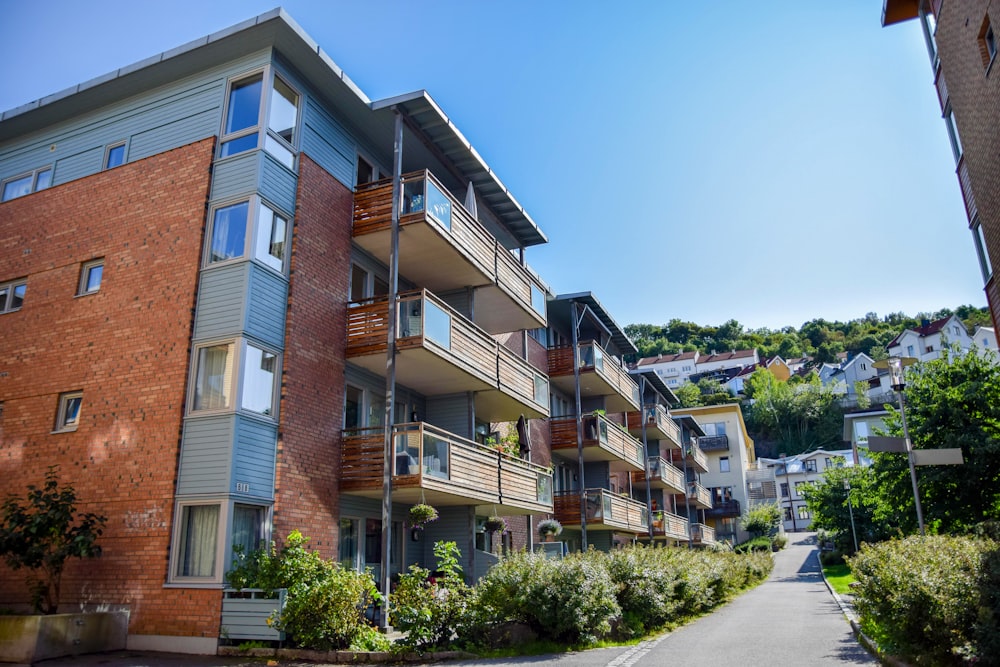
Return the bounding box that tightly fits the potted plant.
[483,515,507,534]
[409,503,439,530]
[537,518,562,541]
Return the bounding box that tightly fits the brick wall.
[0,138,219,636]
[935,1,1000,329]
[272,154,352,555]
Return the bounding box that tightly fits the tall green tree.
[801,464,892,554]
[741,369,843,455]
[869,349,1000,534]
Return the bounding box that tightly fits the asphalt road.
[47,532,875,667]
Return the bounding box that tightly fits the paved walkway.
[43,532,874,666]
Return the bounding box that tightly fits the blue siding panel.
[211,152,261,202]
[177,416,235,495]
[54,147,104,183]
[426,394,471,439]
[302,98,354,188]
[193,263,248,341]
[245,265,288,349]
[259,152,297,213]
[232,416,277,501]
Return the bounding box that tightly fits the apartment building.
[669,404,758,544]
[882,0,1000,332]
[0,10,553,652]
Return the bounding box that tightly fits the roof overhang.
[549,292,638,356]
[0,9,546,249]
[630,369,679,406]
[672,414,705,438]
[882,0,919,27]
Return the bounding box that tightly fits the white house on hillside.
[633,351,698,389]
[887,315,973,362]
[696,349,759,377]
[972,326,998,357]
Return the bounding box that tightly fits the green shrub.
[819,549,844,566]
[771,534,788,550]
[734,536,772,554]
[606,546,684,636]
[390,541,471,651]
[525,550,620,645]
[848,535,996,664]
[225,530,379,650]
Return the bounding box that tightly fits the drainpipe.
[571,301,587,550]
[379,110,403,630]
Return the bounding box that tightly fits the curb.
[218,645,478,663]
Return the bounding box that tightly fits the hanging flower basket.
[484,515,507,534]
[409,503,438,529]
[537,518,562,540]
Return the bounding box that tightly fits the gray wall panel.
[232,416,277,501]
[129,108,218,161]
[302,98,354,188]
[426,394,471,439]
[259,153,297,213]
[193,263,248,341]
[54,147,104,183]
[245,265,288,349]
[177,416,235,495]
[210,152,260,202]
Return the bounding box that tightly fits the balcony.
[698,434,730,452]
[341,423,553,515]
[651,510,689,542]
[549,414,644,472]
[625,404,681,448]
[705,499,741,518]
[671,441,708,473]
[347,290,548,420]
[678,482,712,510]
[690,523,716,546]
[632,457,685,494]
[553,489,649,533]
[353,170,546,333]
[548,342,641,412]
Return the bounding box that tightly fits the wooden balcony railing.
[347,290,548,420]
[633,457,685,493]
[688,482,713,510]
[553,489,649,533]
[690,523,715,545]
[341,423,553,515]
[547,342,641,412]
[651,510,689,541]
[625,404,681,448]
[352,170,545,333]
[549,415,644,471]
[671,441,708,473]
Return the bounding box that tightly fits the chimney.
[921,318,930,329]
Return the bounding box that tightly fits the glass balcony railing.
[553,489,649,533]
[547,341,641,412]
[549,415,644,471]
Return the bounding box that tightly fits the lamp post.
[875,356,925,536]
[843,479,858,553]
[780,453,797,532]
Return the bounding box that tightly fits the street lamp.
[874,356,924,535]
[843,479,858,553]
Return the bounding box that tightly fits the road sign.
[867,436,908,453]
[913,449,964,466]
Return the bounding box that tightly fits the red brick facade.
[932,1,1000,330]
[0,138,219,635]
[272,154,353,556]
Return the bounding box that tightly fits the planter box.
[221,589,286,641]
[0,611,128,664]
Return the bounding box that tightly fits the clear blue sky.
[0,1,985,331]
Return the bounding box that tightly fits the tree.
[868,349,1000,534]
[673,382,703,408]
[801,464,891,554]
[0,467,107,613]
[740,502,782,538]
[741,369,843,455]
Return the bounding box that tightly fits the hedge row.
[848,535,1000,665]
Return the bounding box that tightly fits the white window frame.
[973,217,993,282]
[188,338,281,419]
[944,104,963,164]
[719,456,730,473]
[0,278,27,314]
[77,259,104,296]
[54,390,83,433]
[218,67,301,168]
[355,153,381,187]
[167,498,272,586]
[1,166,52,202]
[103,141,127,170]
[205,196,292,275]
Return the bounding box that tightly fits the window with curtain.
[193,343,234,410]
[254,202,287,272]
[176,504,220,578]
[209,201,249,263]
[232,504,264,556]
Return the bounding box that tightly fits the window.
[824,457,832,469]
[780,482,789,498]
[1,167,51,201]
[349,263,389,303]
[219,70,299,168]
[241,344,277,415]
[174,503,220,579]
[973,217,993,282]
[77,259,104,295]
[906,345,915,357]
[193,342,235,411]
[794,481,805,497]
[783,507,792,521]
[190,339,279,417]
[104,142,126,169]
[207,198,290,273]
[0,279,27,313]
[54,391,83,432]
[719,456,730,473]
[339,517,360,569]
[944,105,963,163]
[356,155,377,186]
[703,422,727,437]
[797,506,810,520]
[979,16,997,70]
[343,385,385,430]
[804,460,817,473]
[232,504,266,556]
